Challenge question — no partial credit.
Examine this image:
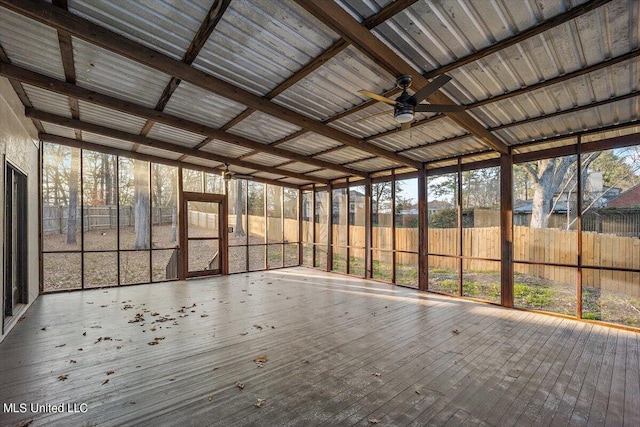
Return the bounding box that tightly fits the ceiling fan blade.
[414,104,466,113]
[411,74,452,103]
[353,109,393,123]
[358,89,400,106]
[401,121,412,131]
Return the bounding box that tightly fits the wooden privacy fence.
[326,224,639,293]
[42,205,174,234]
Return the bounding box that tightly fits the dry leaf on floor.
[41,327,46,331]
[57,375,68,381]
[78,348,83,351]
[155,337,165,341]
[102,379,109,385]
[69,360,76,364]
[240,332,248,336]
[255,398,266,408]
[55,344,66,348]
[201,314,209,317]
[148,340,159,346]
[82,332,87,336]
[301,359,310,364]
[151,312,159,316]
[236,381,245,389]
[373,372,381,377]
[106,370,115,375]
[208,395,213,401]
[253,324,263,330]
[415,390,421,395]
[368,419,380,424]
[169,377,175,381]
[254,355,268,363]
[452,329,460,335]
[17,418,33,427]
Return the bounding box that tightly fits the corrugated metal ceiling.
[0,0,638,187]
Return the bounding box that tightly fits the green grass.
[514,283,554,309]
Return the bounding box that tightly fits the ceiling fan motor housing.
[394,90,416,123]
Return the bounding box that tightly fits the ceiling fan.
[221,163,253,181]
[357,74,465,130]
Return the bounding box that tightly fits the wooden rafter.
[51,0,81,140]
[0,62,362,177]
[295,0,509,155]
[219,0,417,159]
[0,0,421,169]
[27,108,330,185]
[0,41,42,131]
[151,0,230,159]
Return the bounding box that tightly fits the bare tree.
[522,157,574,228]
[133,160,150,249]
[234,179,246,237]
[66,149,79,244]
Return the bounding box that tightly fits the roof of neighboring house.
[607,184,640,208]
[513,201,569,214]
[427,200,453,210]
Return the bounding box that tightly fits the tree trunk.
[529,157,572,228]
[133,160,150,249]
[66,149,79,244]
[235,180,246,237]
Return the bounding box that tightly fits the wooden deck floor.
[1,267,638,426]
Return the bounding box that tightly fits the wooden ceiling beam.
[0,44,43,132]
[0,0,420,169]
[295,0,508,155]
[39,133,301,189]
[27,108,329,185]
[0,62,361,177]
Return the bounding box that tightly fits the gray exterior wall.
[0,76,39,342]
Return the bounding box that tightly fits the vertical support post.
[79,149,84,289]
[500,150,514,307]
[457,159,463,296]
[148,161,152,284]
[312,184,316,267]
[391,170,396,284]
[418,166,428,291]
[364,177,372,279]
[281,185,285,268]
[263,183,267,270]
[115,157,120,286]
[38,143,43,294]
[345,178,350,274]
[222,194,229,276]
[298,188,303,266]
[177,166,185,280]
[326,184,333,272]
[576,137,583,318]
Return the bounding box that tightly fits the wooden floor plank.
[0,267,638,427]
